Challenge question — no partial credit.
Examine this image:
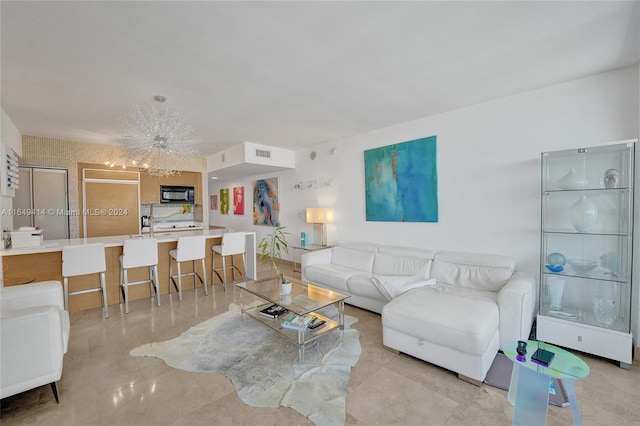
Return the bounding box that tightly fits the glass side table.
[502,340,590,426]
[291,244,332,276]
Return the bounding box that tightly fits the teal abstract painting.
[364,136,438,222]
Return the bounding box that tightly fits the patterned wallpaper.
[20,136,206,238]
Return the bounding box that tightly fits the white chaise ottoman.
[382,286,500,383]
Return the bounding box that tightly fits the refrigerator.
[13,167,70,240]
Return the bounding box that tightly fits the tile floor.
[1,263,639,425]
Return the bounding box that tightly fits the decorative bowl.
[546,252,566,267]
[567,259,598,274]
[545,264,564,273]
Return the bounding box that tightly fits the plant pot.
[281,281,292,295]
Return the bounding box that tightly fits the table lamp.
[306,207,334,246]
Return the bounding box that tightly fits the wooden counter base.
[2,236,249,313]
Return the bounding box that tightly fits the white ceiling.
[2,1,639,157]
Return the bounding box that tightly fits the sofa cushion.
[303,264,354,292]
[346,274,386,301]
[430,251,516,291]
[382,287,499,355]
[371,275,436,300]
[373,253,432,277]
[378,245,437,259]
[331,246,376,272]
[418,283,498,304]
[336,241,379,252]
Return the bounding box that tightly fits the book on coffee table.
[259,304,288,319]
[281,313,317,330]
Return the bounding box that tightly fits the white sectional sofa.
[301,242,536,382]
[0,281,69,401]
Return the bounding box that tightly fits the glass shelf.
[542,270,628,284]
[544,187,630,194]
[539,304,629,333]
[543,230,629,237]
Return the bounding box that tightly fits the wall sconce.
[306,207,335,246]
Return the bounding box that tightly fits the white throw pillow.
[371,275,436,301]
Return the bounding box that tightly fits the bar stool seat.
[169,235,208,301]
[119,238,160,314]
[212,232,246,291]
[62,243,108,318]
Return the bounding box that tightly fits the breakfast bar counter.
[0,230,257,313]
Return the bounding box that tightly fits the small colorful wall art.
[233,186,244,215]
[364,136,438,222]
[210,194,218,210]
[220,188,230,215]
[253,178,280,226]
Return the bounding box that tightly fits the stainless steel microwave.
[160,185,195,203]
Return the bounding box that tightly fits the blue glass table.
[502,340,590,426]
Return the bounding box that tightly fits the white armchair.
[0,281,70,402]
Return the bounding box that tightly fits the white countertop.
[0,228,230,256]
[141,221,204,233]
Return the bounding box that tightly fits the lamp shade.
[306,208,335,224]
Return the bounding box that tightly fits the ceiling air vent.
[255,149,271,159]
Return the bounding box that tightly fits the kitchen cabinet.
[140,174,160,204]
[81,168,140,237]
[537,140,635,368]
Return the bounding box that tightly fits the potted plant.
[258,226,291,294]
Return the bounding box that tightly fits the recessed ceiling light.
[210,176,218,180]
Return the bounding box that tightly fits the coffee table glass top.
[503,340,590,380]
[235,276,350,316]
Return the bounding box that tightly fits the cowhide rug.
[130,304,361,425]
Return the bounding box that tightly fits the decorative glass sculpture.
[547,252,567,267]
[547,277,565,310]
[603,168,619,188]
[593,283,619,326]
[557,168,587,189]
[570,195,598,232]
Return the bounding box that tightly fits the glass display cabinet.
[537,140,635,368]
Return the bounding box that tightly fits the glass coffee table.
[235,276,350,359]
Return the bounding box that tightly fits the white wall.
[210,65,639,335]
[1,110,22,156]
[0,108,22,231]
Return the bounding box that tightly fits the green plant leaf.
[258,226,290,279]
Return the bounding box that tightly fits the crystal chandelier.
[120,95,200,176]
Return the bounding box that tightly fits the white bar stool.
[212,232,246,291]
[119,238,160,314]
[169,235,208,301]
[62,243,108,318]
